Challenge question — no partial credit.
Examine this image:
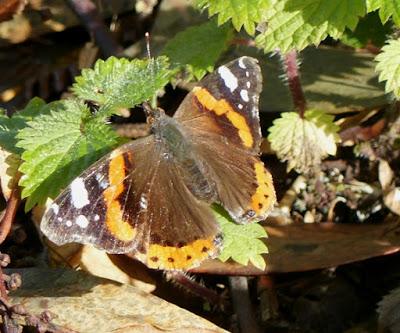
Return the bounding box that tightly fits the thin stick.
[0,187,20,245]
[65,0,123,57]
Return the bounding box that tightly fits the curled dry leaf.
[268,110,340,173]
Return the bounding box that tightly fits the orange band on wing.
[147,237,217,270]
[104,152,136,242]
[250,162,276,215]
[193,87,253,148]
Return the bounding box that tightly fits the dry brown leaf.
[378,287,400,333]
[9,268,227,333]
[378,159,400,215]
[32,204,156,293]
[0,148,20,200]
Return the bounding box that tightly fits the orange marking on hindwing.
[103,151,136,242]
[250,162,276,215]
[147,237,217,269]
[193,87,253,148]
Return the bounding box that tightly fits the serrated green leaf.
[163,20,232,80]
[375,39,400,98]
[268,109,340,173]
[367,0,400,26]
[213,205,268,270]
[196,0,271,35]
[16,99,122,211]
[341,11,391,48]
[256,0,366,54]
[0,98,46,154]
[72,56,172,115]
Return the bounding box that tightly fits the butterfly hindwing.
[174,56,276,223]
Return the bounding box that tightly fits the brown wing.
[174,56,276,223]
[41,135,221,270]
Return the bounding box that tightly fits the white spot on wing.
[245,71,250,77]
[76,215,89,228]
[57,217,62,222]
[246,81,251,88]
[140,194,148,209]
[238,104,243,109]
[238,57,246,69]
[95,173,108,189]
[240,89,249,102]
[66,220,72,227]
[51,203,59,215]
[70,178,90,209]
[94,214,100,221]
[218,66,238,92]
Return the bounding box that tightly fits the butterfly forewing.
[41,134,221,269]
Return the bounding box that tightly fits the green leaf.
[163,20,232,80]
[268,109,340,173]
[0,98,46,154]
[256,0,366,54]
[17,99,122,211]
[196,0,271,35]
[341,11,392,48]
[375,39,400,98]
[214,205,268,270]
[72,56,172,115]
[367,0,400,26]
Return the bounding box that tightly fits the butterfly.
[41,56,276,270]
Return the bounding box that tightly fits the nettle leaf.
[163,20,232,80]
[0,98,46,154]
[72,56,172,115]
[196,0,271,35]
[268,110,340,173]
[256,0,366,54]
[17,99,122,211]
[367,0,400,26]
[375,39,400,98]
[214,205,268,270]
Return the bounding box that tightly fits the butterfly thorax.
[151,112,217,202]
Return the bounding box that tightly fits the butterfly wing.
[41,135,221,270]
[174,56,276,223]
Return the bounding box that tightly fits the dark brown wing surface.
[174,57,276,223]
[41,135,221,270]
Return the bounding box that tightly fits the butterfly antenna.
[145,32,152,59]
[145,32,158,109]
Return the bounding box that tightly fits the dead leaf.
[32,204,156,293]
[379,159,400,215]
[379,159,394,191]
[9,268,227,333]
[0,148,21,200]
[0,0,26,23]
[191,216,400,275]
[378,287,400,333]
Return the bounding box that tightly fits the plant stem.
[283,50,307,118]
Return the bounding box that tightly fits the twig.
[229,276,261,333]
[0,187,21,244]
[282,50,307,117]
[165,271,227,309]
[65,0,123,57]
[257,275,279,322]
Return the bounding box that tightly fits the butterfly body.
[41,56,276,270]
